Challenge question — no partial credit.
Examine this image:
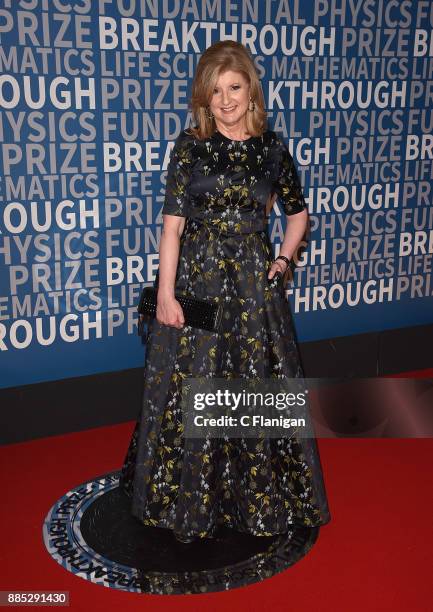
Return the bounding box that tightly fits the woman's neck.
[214,121,250,141]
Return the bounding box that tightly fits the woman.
[119,40,331,544]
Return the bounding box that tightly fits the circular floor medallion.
[43,471,320,594]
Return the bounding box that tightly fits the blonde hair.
[187,41,267,140]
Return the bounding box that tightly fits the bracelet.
[274,255,290,270]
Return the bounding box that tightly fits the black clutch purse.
[137,286,223,333]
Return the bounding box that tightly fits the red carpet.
[1,421,432,610]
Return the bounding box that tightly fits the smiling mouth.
[221,106,236,112]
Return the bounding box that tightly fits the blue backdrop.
[1,0,432,388]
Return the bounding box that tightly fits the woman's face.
[208,70,250,132]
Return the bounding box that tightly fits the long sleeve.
[271,134,307,216]
[161,130,194,217]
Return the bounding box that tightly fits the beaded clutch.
[137,287,223,333]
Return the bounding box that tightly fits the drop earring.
[248,97,255,112]
[205,106,214,119]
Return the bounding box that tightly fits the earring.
[248,97,255,112]
[205,106,214,119]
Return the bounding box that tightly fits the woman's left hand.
[267,259,287,280]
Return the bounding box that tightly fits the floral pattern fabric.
[119,128,331,540]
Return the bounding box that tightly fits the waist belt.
[187,213,267,235]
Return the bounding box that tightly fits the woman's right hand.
[156,292,185,329]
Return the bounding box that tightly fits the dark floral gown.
[119,127,331,540]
